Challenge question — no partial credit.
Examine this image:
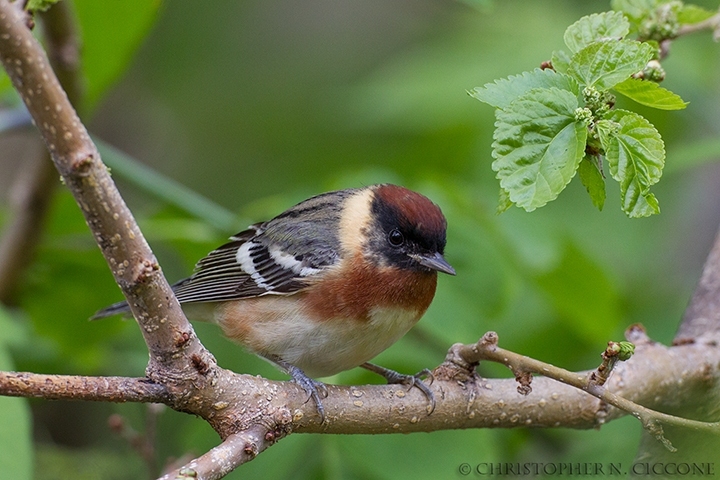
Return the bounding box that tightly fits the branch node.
[259,410,293,447]
[135,259,160,282]
[177,467,198,479]
[590,341,635,387]
[515,371,533,395]
[646,419,677,453]
[242,441,259,459]
[175,331,192,348]
[69,151,93,174]
[625,323,651,344]
[190,353,210,376]
[435,343,479,383]
[480,331,499,348]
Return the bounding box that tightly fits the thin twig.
[452,332,720,450]
[677,11,720,39]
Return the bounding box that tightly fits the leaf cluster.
[470,3,714,217]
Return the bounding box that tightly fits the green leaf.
[550,50,572,74]
[578,155,606,210]
[613,77,687,110]
[497,188,513,214]
[492,87,587,211]
[595,118,621,143]
[568,40,655,90]
[678,4,716,24]
[564,11,630,53]
[27,0,58,12]
[470,68,579,109]
[599,109,665,217]
[616,341,635,361]
[611,0,658,24]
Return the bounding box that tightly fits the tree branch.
[677,11,720,40]
[0,371,170,403]
[451,331,720,451]
[158,426,273,480]
[2,331,717,435]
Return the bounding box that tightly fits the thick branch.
[0,371,170,403]
[0,327,717,480]
[2,331,717,436]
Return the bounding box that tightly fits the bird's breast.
[302,254,438,323]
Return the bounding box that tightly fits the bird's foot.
[268,356,328,423]
[361,362,436,414]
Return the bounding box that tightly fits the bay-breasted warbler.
[94,184,454,420]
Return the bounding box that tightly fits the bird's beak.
[414,252,456,276]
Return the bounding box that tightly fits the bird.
[93,184,455,421]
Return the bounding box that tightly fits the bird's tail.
[90,300,132,320]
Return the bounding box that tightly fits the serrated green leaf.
[595,119,621,145]
[578,155,606,210]
[492,87,587,211]
[497,188,513,214]
[613,77,687,110]
[551,50,572,74]
[568,40,655,90]
[470,68,579,109]
[678,4,716,24]
[600,109,664,217]
[611,0,658,24]
[564,11,630,54]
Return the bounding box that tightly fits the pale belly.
[204,298,422,378]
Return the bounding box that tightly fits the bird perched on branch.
[94,184,455,421]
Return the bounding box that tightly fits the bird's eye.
[388,229,404,247]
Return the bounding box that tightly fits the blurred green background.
[1,0,719,478]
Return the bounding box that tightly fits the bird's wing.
[172,219,340,303]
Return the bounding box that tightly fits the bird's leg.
[360,362,436,414]
[265,355,328,423]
